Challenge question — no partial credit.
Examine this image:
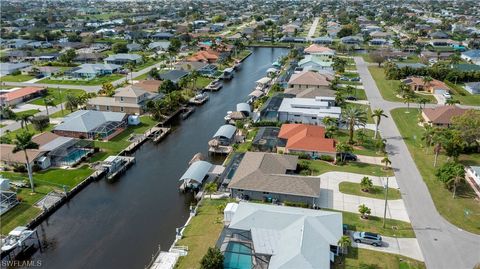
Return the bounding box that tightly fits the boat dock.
[105,156,136,181]
[149,127,171,143]
[208,145,233,155]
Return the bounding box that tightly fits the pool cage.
[220,229,270,269]
[89,120,126,140]
[48,139,93,167]
[0,191,18,215]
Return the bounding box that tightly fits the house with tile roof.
[277,124,336,159]
[421,106,469,127]
[187,50,220,63]
[287,71,332,92]
[227,152,321,206]
[0,86,46,106]
[87,86,160,115]
[402,76,451,94]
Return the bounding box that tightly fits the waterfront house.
[70,63,121,79]
[221,202,342,269]
[402,76,451,94]
[53,110,128,140]
[87,87,160,114]
[159,70,189,84]
[227,152,321,206]
[461,50,480,65]
[303,44,335,59]
[341,36,363,45]
[278,96,341,125]
[187,50,220,63]
[287,71,332,92]
[104,53,142,65]
[0,86,46,106]
[421,106,469,127]
[284,87,336,98]
[464,82,480,95]
[132,80,163,93]
[311,36,333,45]
[251,127,282,152]
[277,124,336,159]
[298,55,334,72]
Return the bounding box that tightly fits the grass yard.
[235,49,252,61]
[391,108,480,234]
[368,67,436,104]
[175,199,228,269]
[339,182,402,200]
[334,129,384,157]
[0,74,35,82]
[28,88,85,106]
[132,58,161,72]
[196,77,213,89]
[304,160,394,177]
[1,124,54,142]
[15,109,40,118]
[134,73,149,80]
[40,74,124,86]
[334,248,425,269]
[444,81,480,106]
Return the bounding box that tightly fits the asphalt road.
[354,56,480,269]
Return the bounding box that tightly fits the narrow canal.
[26,47,289,269]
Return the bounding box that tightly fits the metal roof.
[179,161,212,184]
[54,110,126,133]
[212,124,236,139]
[236,103,251,114]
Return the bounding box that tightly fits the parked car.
[350,77,360,82]
[346,96,357,101]
[443,92,452,99]
[340,76,349,81]
[338,153,357,161]
[352,232,383,246]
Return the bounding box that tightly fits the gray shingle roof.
[54,110,126,133]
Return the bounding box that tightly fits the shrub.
[31,115,50,131]
[200,247,224,269]
[32,164,42,172]
[11,70,21,76]
[319,155,334,162]
[13,164,27,173]
[284,201,309,208]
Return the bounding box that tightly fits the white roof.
[212,124,236,139]
[278,97,341,119]
[54,110,126,133]
[229,202,342,269]
[256,77,272,85]
[179,161,212,184]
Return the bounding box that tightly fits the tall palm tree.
[431,129,444,167]
[381,156,392,228]
[421,125,435,153]
[403,93,415,111]
[343,106,367,144]
[381,156,391,170]
[371,108,388,139]
[18,114,32,130]
[417,97,430,109]
[43,98,56,117]
[12,131,39,193]
[189,70,199,90]
[337,235,351,255]
[448,165,465,199]
[335,142,353,163]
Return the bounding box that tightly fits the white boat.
[224,111,233,121]
[1,226,35,252]
[222,68,234,80]
[205,79,223,91]
[189,93,209,105]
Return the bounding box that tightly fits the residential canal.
[24,47,289,269]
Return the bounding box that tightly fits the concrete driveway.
[356,155,385,165]
[317,172,410,222]
[351,233,424,262]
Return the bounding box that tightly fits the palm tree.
[335,142,353,163]
[204,182,217,198]
[381,156,391,170]
[360,176,373,192]
[189,70,199,90]
[445,98,460,105]
[337,235,351,255]
[448,164,465,199]
[43,98,56,117]
[417,97,430,109]
[422,76,433,89]
[403,93,415,112]
[18,114,32,130]
[12,131,39,193]
[431,129,444,167]
[421,125,435,153]
[125,62,135,84]
[343,106,367,144]
[381,156,392,228]
[358,204,371,219]
[371,108,388,139]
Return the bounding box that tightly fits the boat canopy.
[236,103,251,114]
[266,67,278,73]
[249,90,264,98]
[256,77,272,85]
[212,124,237,139]
[179,161,212,185]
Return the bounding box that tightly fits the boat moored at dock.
[222,68,234,80]
[204,79,223,91]
[189,92,209,105]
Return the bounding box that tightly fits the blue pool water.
[224,242,253,269]
[64,149,89,164]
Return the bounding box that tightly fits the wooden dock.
[150,127,171,143]
[107,156,136,180]
[208,145,233,155]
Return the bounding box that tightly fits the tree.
[358,204,371,219]
[204,182,217,198]
[403,92,415,111]
[451,110,480,147]
[31,115,50,131]
[112,43,128,53]
[99,82,116,97]
[124,62,135,84]
[65,94,81,112]
[381,156,391,170]
[59,49,77,64]
[422,76,433,88]
[1,106,16,120]
[159,80,178,93]
[417,97,430,109]
[435,162,465,198]
[369,51,386,67]
[360,177,373,192]
[395,83,412,98]
[332,57,347,73]
[18,114,33,130]
[200,247,224,269]
[448,54,462,65]
[440,129,464,162]
[337,24,354,38]
[343,106,367,144]
[12,131,39,193]
[445,98,460,105]
[323,117,338,138]
[336,142,353,163]
[337,235,351,255]
[421,125,435,153]
[43,98,56,117]
[371,109,388,139]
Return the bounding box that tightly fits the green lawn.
[1,124,55,142]
[444,81,480,106]
[196,77,213,89]
[15,109,40,118]
[339,182,402,200]
[133,73,149,80]
[368,67,436,103]
[40,74,124,86]
[304,160,394,177]
[391,108,480,234]
[28,88,85,106]
[334,129,383,157]
[175,199,228,269]
[0,74,35,82]
[132,58,161,72]
[334,248,425,269]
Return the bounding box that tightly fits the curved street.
[354,57,480,269]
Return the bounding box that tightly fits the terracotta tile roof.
[422,106,469,125]
[288,71,331,87]
[187,50,219,62]
[403,76,450,91]
[0,87,46,102]
[132,80,162,93]
[278,124,336,153]
[304,44,335,54]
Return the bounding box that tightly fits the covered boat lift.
[179,161,213,191]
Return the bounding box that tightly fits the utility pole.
[58,87,64,116]
[383,175,389,228]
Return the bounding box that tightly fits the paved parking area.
[351,233,424,261]
[318,172,410,222]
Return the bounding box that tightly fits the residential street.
[307,17,320,40]
[354,56,480,269]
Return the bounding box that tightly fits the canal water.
[25,47,289,269]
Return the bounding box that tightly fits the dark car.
[350,77,361,82]
[346,96,357,101]
[338,153,357,161]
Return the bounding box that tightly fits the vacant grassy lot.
[444,81,480,106]
[304,160,394,177]
[175,199,228,269]
[334,248,425,269]
[40,74,124,86]
[391,108,480,234]
[368,67,437,103]
[28,88,85,106]
[339,182,402,200]
[1,74,35,82]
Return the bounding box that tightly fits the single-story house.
[228,152,321,206]
[21,66,62,77]
[0,86,46,106]
[0,144,47,170]
[132,80,162,93]
[70,63,121,79]
[148,41,170,51]
[74,53,105,63]
[150,32,174,40]
[461,50,480,65]
[298,55,333,72]
[311,36,333,45]
[402,76,451,94]
[187,50,220,63]
[369,38,388,46]
[0,62,31,76]
[303,44,335,58]
[174,61,207,72]
[278,96,341,125]
[421,106,469,127]
[53,110,128,140]
[127,43,142,52]
[222,202,342,269]
[341,36,363,45]
[159,70,189,84]
[87,87,159,115]
[287,71,332,91]
[464,82,480,95]
[277,124,336,159]
[104,53,142,65]
[284,87,336,98]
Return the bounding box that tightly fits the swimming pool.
[224,242,253,269]
[62,149,89,165]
